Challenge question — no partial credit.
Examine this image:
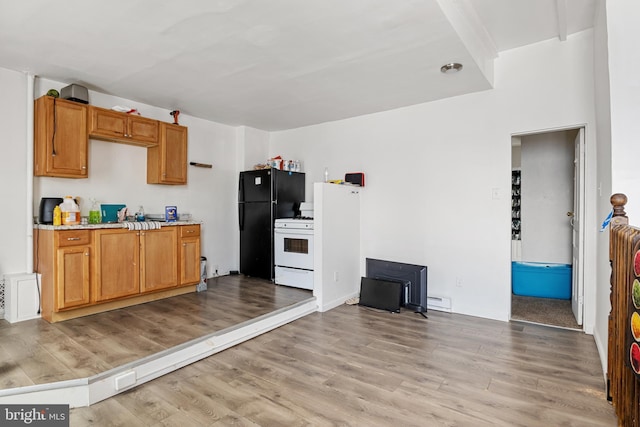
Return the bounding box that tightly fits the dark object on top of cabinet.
[61,84,89,104]
[345,172,365,186]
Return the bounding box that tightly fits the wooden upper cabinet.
[147,122,188,185]
[128,115,159,144]
[88,106,158,147]
[34,96,88,178]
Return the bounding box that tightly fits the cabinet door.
[180,235,201,285]
[34,96,88,178]
[147,123,188,184]
[94,229,140,301]
[140,227,178,292]
[88,106,127,139]
[128,115,158,145]
[56,246,91,309]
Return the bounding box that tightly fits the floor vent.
[427,295,452,312]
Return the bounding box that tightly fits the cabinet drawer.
[180,225,200,237]
[57,230,91,247]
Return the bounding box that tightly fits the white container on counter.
[60,196,80,225]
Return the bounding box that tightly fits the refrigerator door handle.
[239,203,245,231]
[239,173,245,202]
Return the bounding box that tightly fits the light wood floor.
[0,275,312,390]
[70,294,616,426]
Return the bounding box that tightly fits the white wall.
[593,0,614,375]
[607,2,640,218]
[0,74,243,279]
[237,125,270,172]
[520,131,575,264]
[594,0,640,373]
[271,30,597,322]
[0,69,29,277]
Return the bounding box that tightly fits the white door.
[571,128,585,325]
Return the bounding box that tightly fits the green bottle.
[89,199,101,224]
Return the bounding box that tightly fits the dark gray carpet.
[511,294,580,329]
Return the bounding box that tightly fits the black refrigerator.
[238,168,305,280]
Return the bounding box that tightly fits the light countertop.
[34,220,201,231]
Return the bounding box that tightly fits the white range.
[274,217,314,290]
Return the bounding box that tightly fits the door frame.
[510,124,589,331]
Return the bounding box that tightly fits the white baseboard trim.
[0,298,318,408]
[319,291,359,312]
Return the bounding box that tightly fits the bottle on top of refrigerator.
[60,196,80,225]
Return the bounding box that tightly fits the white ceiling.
[0,0,595,131]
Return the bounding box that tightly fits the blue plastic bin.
[512,261,572,300]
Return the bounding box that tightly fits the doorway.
[510,128,584,330]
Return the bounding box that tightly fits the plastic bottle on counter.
[136,206,145,221]
[60,196,80,225]
[89,199,101,224]
[53,205,62,226]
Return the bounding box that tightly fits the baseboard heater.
[426,295,452,312]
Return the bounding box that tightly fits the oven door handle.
[274,229,314,236]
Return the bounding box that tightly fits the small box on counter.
[165,206,177,222]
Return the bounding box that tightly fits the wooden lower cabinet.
[180,225,201,285]
[57,245,91,309]
[36,224,200,322]
[93,229,140,301]
[36,229,92,322]
[140,227,178,292]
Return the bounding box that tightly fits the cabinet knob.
[182,243,186,247]
[81,166,87,170]
[85,252,89,256]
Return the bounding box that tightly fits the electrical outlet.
[456,277,463,288]
[333,271,339,282]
